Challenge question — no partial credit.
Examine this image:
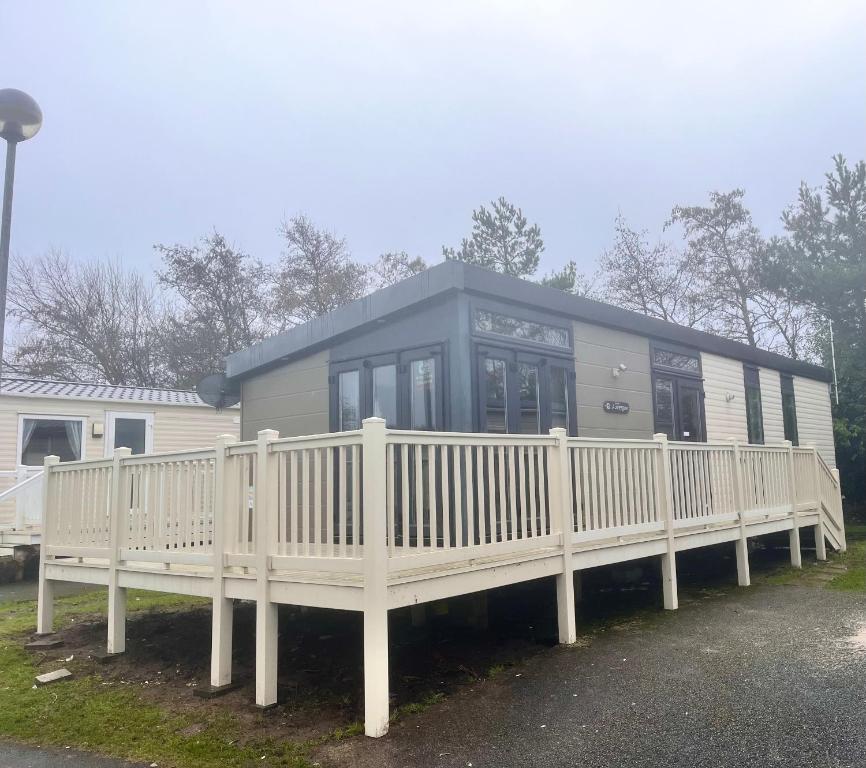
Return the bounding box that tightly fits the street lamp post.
[0,88,43,375]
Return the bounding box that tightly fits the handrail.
[0,469,43,502]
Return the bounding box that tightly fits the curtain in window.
[63,420,83,459]
[19,419,38,464]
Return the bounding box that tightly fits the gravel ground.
[318,581,866,768]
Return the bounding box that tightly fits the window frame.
[17,413,88,467]
[104,411,155,457]
[743,364,765,445]
[329,344,447,431]
[474,342,578,435]
[780,374,799,446]
[470,301,573,353]
[649,340,703,379]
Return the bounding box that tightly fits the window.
[372,364,398,426]
[473,309,570,350]
[105,412,154,456]
[483,358,508,433]
[331,346,444,431]
[409,358,438,430]
[19,416,85,466]
[780,375,799,446]
[653,347,700,373]
[549,366,569,431]
[744,366,764,445]
[477,347,576,434]
[338,370,361,430]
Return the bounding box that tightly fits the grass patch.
[0,589,315,768]
[828,523,866,592]
[390,692,445,722]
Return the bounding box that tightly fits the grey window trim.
[473,342,578,435]
[650,339,703,379]
[329,343,447,431]
[743,364,765,445]
[780,374,799,446]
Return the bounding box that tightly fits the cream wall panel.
[573,321,653,439]
[240,350,330,440]
[701,353,748,442]
[793,377,836,468]
[759,368,785,445]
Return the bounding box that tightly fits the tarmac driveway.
[320,577,866,768]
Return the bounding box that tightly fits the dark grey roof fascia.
[226,260,831,384]
[225,260,465,379]
[458,265,832,382]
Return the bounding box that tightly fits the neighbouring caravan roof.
[225,260,831,383]
[0,378,236,408]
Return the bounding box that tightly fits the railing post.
[550,428,576,644]
[36,455,60,635]
[783,440,801,568]
[13,467,26,529]
[831,467,846,552]
[806,444,827,561]
[728,438,750,587]
[654,434,678,610]
[254,429,279,709]
[209,434,236,692]
[362,417,390,737]
[108,447,132,654]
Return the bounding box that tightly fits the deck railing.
[39,422,846,571]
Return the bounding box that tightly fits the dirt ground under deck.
[17,530,866,767]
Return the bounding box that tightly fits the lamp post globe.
[0,88,43,377]
[0,89,43,143]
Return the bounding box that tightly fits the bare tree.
[599,216,708,326]
[6,251,169,386]
[670,190,813,356]
[155,232,275,385]
[276,215,369,323]
[371,251,428,288]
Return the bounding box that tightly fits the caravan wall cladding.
[238,306,836,468]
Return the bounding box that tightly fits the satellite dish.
[196,373,240,411]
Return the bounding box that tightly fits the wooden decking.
[36,420,845,736]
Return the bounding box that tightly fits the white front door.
[105,411,154,456]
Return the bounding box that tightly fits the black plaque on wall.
[603,400,630,415]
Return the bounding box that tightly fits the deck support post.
[362,418,390,738]
[728,438,750,587]
[550,428,576,644]
[255,429,280,708]
[814,522,827,561]
[36,455,60,635]
[784,440,802,569]
[107,447,132,654]
[210,435,236,689]
[655,434,678,610]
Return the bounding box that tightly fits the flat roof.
[225,260,831,383]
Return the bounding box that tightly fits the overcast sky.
[1,1,864,278]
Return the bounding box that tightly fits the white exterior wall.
[759,368,785,444]
[701,352,748,442]
[793,377,836,468]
